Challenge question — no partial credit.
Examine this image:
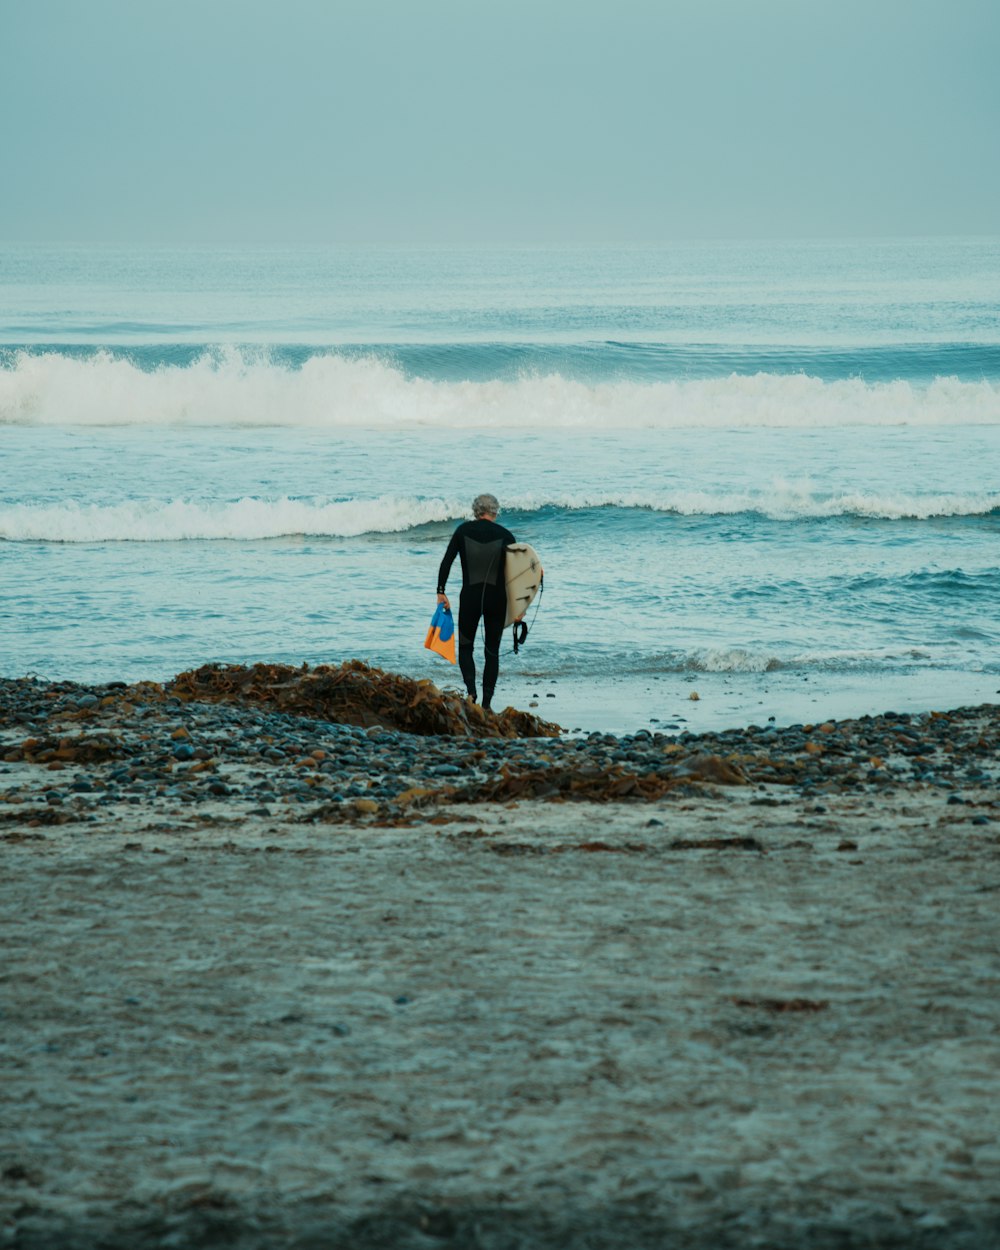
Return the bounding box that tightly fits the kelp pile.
[167,661,561,739]
[307,752,749,824]
[451,761,693,802]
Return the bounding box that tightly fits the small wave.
[846,567,1000,593]
[2,347,1000,429]
[630,645,941,676]
[557,488,1000,521]
[0,495,462,543]
[527,645,945,678]
[687,648,783,674]
[3,490,999,542]
[657,646,935,674]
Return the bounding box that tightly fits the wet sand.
[2,680,1000,1248]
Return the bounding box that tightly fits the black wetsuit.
[437,518,516,706]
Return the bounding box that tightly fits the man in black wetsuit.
[436,493,515,711]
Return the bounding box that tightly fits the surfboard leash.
[511,571,543,655]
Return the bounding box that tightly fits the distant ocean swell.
[2,348,1000,428]
[3,494,999,542]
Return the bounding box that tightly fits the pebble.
[2,676,998,821]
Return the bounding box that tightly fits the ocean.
[2,239,998,733]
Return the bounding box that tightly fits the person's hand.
[437,593,451,611]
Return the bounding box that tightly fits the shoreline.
[490,666,1000,738]
[2,670,999,1248]
[7,655,1000,740]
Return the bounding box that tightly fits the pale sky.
[2,0,997,243]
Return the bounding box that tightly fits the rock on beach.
[2,665,997,825]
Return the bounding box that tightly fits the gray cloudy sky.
[2,0,997,243]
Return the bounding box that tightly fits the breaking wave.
[3,491,998,542]
[682,645,939,674]
[519,644,957,679]
[2,347,1000,429]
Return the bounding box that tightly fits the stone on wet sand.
[2,672,998,831]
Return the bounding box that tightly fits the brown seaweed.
[165,661,561,738]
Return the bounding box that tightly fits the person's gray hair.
[472,493,500,519]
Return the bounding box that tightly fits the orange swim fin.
[424,603,456,664]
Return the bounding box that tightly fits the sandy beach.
[2,670,999,1249]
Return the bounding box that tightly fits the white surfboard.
[505,543,543,627]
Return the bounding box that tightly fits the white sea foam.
[0,496,461,543]
[685,645,937,674]
[2,489,997,542]
[2,348,999,428]
[599,485,1000,520]
[687,648,783,673]
[529,644,947,678]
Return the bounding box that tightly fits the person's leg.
[481,592,506,710]
[457,590,481,699]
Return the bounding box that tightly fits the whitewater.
[2,240,999,731]
[3,347,1000,429]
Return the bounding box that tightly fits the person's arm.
[436,528,461,608]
